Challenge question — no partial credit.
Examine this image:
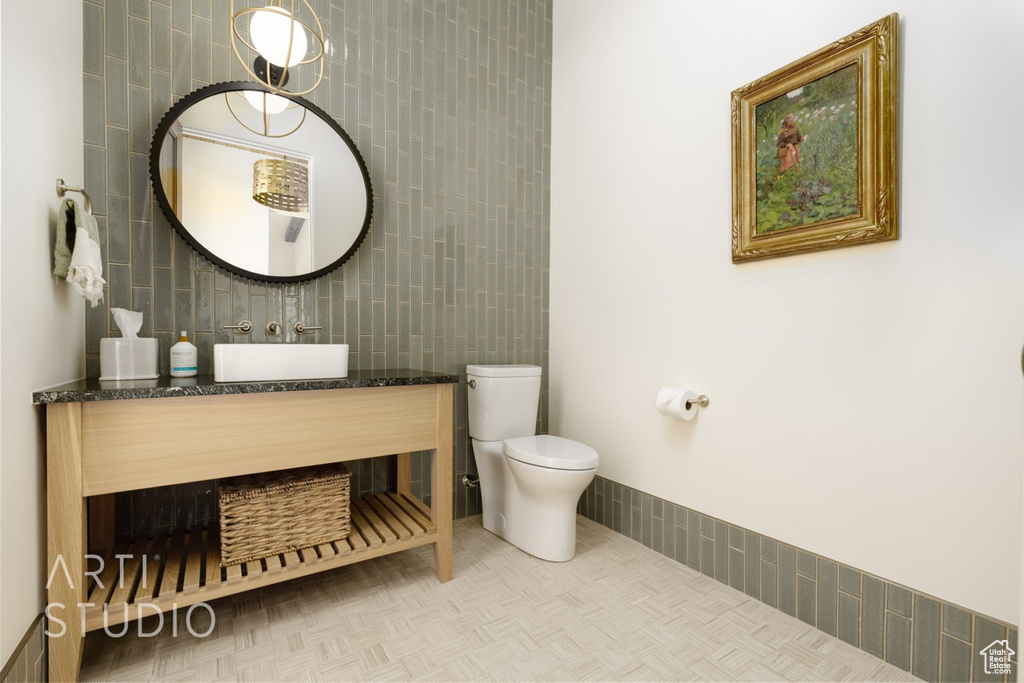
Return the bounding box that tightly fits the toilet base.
[472,438,596,562]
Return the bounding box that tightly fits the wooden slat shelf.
[82,492,435,632]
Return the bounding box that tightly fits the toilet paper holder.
[687,394,710,409]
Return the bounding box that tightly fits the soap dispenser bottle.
[170,331,198,377]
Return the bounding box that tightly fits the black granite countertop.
[33,369,460,404]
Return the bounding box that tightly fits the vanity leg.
[431,384,453,582]
[47,403,87,683]
[396,452,412,497]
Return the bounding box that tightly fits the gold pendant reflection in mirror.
[230,0,325,98]
[253,158,309,214]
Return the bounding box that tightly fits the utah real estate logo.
[979,639,1015,676]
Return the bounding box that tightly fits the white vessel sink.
[213,343,349,382]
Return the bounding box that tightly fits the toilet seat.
[503,435,599,471]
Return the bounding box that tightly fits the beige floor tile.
[79,516,920,683]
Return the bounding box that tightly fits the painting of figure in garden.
[754,64,859,234]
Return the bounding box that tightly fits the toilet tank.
[467,364,542,441]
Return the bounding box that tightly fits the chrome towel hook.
[56,178,93,214]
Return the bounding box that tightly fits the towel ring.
[56,178,93,214]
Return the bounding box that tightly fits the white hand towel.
[67,228,105,308]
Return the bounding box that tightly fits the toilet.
[467,364,598,562]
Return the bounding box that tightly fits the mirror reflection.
[151,83,372,282]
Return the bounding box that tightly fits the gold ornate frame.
[731,14,899,263]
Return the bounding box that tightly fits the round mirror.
[150,82,372,283]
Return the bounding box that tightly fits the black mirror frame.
[149,81,373,283]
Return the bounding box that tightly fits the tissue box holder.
[218,463,352,567]
[99,337,159,380]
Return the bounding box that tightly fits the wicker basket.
[218,463,352,567]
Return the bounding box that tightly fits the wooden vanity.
[34,371,457,682]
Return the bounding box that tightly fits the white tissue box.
[99,338,159,380]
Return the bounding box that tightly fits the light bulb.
[243,90,290,115]
[249,6,307,68]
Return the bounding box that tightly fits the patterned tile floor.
[78,516,922,682]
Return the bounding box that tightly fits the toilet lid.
[503,435,599,471]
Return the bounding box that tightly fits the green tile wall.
[85,0,553,537]
[579,476,1019,683]
[0,615,45,683]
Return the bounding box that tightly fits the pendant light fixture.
[230,0,325,98]
[253,158,309,213]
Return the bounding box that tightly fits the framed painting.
[731,14,898,263]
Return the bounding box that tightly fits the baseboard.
[579,475,1018,683]
[0,613,45,683]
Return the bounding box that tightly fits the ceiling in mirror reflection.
[151,83,371,283]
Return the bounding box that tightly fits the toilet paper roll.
[656,387,699,421]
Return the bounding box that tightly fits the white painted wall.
[551,0,1024,624]
[0,0,85,665]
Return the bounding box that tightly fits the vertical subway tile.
[107,196,131,264]
[129,87,151,154]
[174,290,194,337]
[173,235,194,289]
[839,566,861,597]
[153,269,174,332]
[129,0,149,19]
[195,270,214,332]
[84,75,106,146]
[973,616,1008,683]
[838,592,860,648]
[744,532,760,600]
[192,17,211,84]
[130,221,152,286]
[886,584,913,618]
[885,612,912,672]
[729,525,744,550]
[700,536,714,578]
[797,575,816,627]
[940,634,972,683]
[728,548,744,591]
[171,0,190,32]
[108,264,132,313]
[817,559,837,636]
[151,3,172,71]
[760,537,777,564]
[106,0,128,59]
[84,2,105,75]
[129,17,150,87]
[85,145,108,210]
[130,154,151,220]
[640,493,653,547]
[861,575,885,659]
[651,515,663,555]
[911,594,940,682]
[943,603,973,642]
[797,551,816,579]
[779,545,797,618]
[761,560,778,609]
[686,512,701,571]
[714,521,728,585]
[106,58,129,129]
[674,524,687,567]
[172,30,192,96]
[106,127,130,198]
[700,514,714,539]
[661,505,674,558]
